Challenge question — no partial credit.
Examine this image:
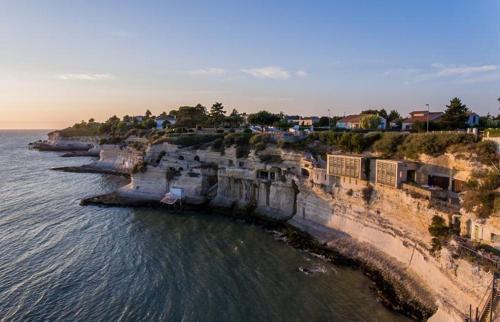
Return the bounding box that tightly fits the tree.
[145,109,153,119]
[442,97,469,129]
[227,109,244,128]
[208,102,226,128]
[360,114,381,129]
[412,120,441,132]
[317,116,331,127]
[428,215,452,254]
[88,118,95,123]
[174,104,207,128]
[273,119,292,130]
[98,115,120,134]
[247,111,281,126]
[144,118,157,129]
[387,110,401,122]
[361,109,387,120]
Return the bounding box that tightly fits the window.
[258,171,269,180]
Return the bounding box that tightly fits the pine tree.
[209,102,226,128]
[442,97,469,129]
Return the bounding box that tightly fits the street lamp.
[426,104,430,133]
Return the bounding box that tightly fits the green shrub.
[373,133,407,158]
[156,134,223,147]
[99,136,125,145]
[309,131,381,153]
[399,133,477,159]
[486,128,500,137]
[249,133,271,147]
[463,170,500,218]
[361,185,374,204]
[449,140,498,165]
[428,215,452,256]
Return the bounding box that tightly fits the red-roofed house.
[401,111,444,131]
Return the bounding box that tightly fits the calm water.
[0,130,411,322]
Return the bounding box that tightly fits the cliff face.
[292,184,491,321]
[46,132,99,150]
[92,142,492,321]
[91,144,144,174]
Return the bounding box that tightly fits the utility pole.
[426,103,430,133]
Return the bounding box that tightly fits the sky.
[0,0,499,129]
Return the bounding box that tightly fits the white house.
[155,116,176,129]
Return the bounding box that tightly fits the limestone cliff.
[82,141,495,321]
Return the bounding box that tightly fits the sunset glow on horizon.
[1,0,499,129]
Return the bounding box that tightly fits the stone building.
[326,154,368,187]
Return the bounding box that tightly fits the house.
[374,158,468,209]
[401,111,443,131]
[468,218,500,249]
[155,116,176,129]
[298,116,320,126]
[466,112,480,127]
[336,114,387,130]
[326,154,368,186]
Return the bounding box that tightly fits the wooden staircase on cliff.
[471,273,500,322]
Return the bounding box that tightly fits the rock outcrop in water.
[44,135,499,321]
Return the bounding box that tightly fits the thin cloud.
[384,68,420,76]
[56,73,115,81]
[432,63,499,77]
[390,63,500,83]
[459,72,500,84]
[186,68,226,76]
[241,66,291,80]
[296,69,308,77]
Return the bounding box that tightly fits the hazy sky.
[1,0,499,129]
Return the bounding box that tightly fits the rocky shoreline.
[60,151,100,157]
[52,165,129,177]
[81,191,435,321]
